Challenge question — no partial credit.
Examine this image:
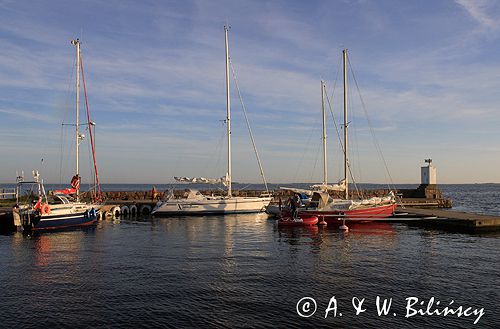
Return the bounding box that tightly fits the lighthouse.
[421,158,437,186]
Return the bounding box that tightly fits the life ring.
[41,203,51,215]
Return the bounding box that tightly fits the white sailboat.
[152,26,272,216]
[16,39,102,231]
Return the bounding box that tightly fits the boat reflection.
[275,224,324,251]
[336,221,396,235]
[31,231,89,268]
[275,220,397,251]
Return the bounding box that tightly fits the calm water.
[1,185,499,328]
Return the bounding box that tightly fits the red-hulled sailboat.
[298,49,396,227]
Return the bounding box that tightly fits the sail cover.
[310,179,346,192]
[279,187,315,196]
[174,173,230,186]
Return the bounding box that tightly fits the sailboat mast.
[321,80,327,186]
[72,38,81,201]
[343,49,349,199]
[224,26,232,197]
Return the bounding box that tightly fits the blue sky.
[1,0,499,184]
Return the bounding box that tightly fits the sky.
[1,0,499,185]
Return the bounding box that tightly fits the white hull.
[18,199,101,231]
[152,196,272,216]
[44,202,98,216]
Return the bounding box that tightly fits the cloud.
[455,0,499,30]
[1,1,500,183]
[0,108,56,123]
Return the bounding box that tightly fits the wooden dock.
[396,206,500,233]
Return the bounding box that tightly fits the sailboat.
[16,39,102,231]
[152,26,272,216]
[300,49,396,226]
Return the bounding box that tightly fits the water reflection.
[1,212,498,328]
[275,225,323,250]
[274,221,397,250]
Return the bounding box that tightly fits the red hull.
[302,204,396,227]
[278,214,318,227]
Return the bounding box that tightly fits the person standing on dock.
[12,204,21,231]
[151,186,158,202]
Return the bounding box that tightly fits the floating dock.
[395,207,500,233]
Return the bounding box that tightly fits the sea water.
[0,184,498,328]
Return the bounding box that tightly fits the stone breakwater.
[97,185,451,208]
[99,188,393,201]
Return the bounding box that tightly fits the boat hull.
[278,214,318,226]
[265,204,285,216]
[302,203,396,226]
[152,196,273,216]
[31,208,98,231]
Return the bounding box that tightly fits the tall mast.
[321,80,327,186]
[224,26,232,197]
[71,38,81,200]
[343,49,349,199]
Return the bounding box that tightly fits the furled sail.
[279,187,315,196]
[310,179,346,192]
[174,173,230,186]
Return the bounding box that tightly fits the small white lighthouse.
[421,158,437,185]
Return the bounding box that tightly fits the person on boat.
[290,194,300,219]
[71,174,80,191]
[12,204,21,230]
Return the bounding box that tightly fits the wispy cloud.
[455,0,499,30]
[1,1,500,183]
[0,108,56,123]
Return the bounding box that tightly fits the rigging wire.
[209,123,226,179]
[324,86,344,173]
[326,57,342,183]
[347,57,396,192]
[292,114,319,184]
[85,125,94,195]
[59,55,77,185]
[325,80,361,198]
[346,79,364,199]
[80,54,102,201]
[229,59,269,193]
[308,134,322,183]
[59,124,66,185]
